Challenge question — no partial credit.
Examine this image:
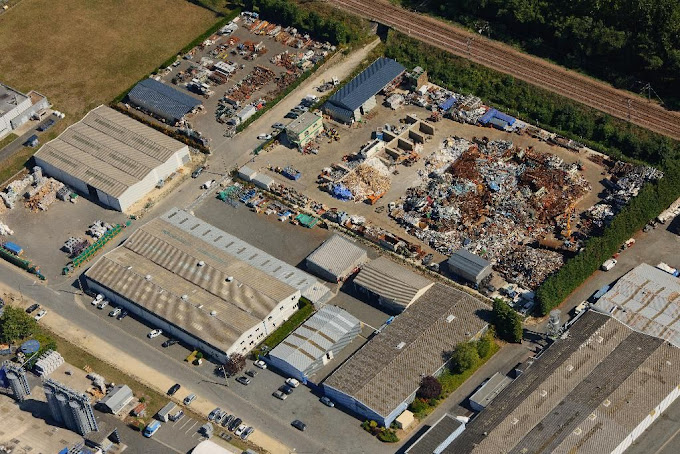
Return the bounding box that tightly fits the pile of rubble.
[389,137,592,288]
[341,159,392,202]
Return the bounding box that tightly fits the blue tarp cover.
[439,97,457,111]
[479,108,516,126]
[331,184,352,200]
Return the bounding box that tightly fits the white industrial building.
[0,83,49,139]
[305,234,368,282]
[85,208,329,363]
[267,305,361,383]
[33,106,190,212]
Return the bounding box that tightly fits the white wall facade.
[0,95,32,138]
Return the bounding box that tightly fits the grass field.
[0,0,217,119]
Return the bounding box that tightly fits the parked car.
[208,407,221,421]
[242,426,254,440]
[320,396,335,407]
[272,122,285,129]
[235,424,247,437]
[148,329,163,339]
[183,393,196,406]
[235,376,251,386]
[169,410,184,422]
[245,369,257,378]
[257,133,272,140]
[215,411,227,425]
[228,417,242,431]
[37,119,55,132]
[117,310,128,320]
[291,419,306,431]
[253,360,267,370]
[191,166,205,179]
[90,294,104,306]
[109,307,121,317]
[96,299,109,309]
[279,385,294,395]
[34,310,47,321]
[285,378,300,388]
[202,179,216,190]
[162,339,179,348]
[285,111,299,119]
[222,414,234,428]
[422,253,434,266]
[601,258,617,271]
[26,304,40,314]
[273,390,288,400]
[167,383,181,396]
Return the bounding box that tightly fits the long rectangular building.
[85,208,328,362]
[441,310,680,454]
[34,105,190,212]
[0,82,49,139]
[323,283,488,426]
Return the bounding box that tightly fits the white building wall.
[611,385,680,454]
[0,95,32,138]
[32,157,90,195]
[10,96,49,129]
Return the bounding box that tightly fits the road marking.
[654,423,680,454]
[185,421,197,434]
[151,436,183,454]
[173,415,185,425]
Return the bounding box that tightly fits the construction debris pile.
[389,137,592,288]
[340,159,392,202]
[24,177,64,212]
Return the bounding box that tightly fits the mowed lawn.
[0,0,217,119]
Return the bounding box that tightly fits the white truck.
[601,259,617,271]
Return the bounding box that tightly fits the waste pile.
[389,137,592,288]
[24,177,64,212]
[341,159,391,202]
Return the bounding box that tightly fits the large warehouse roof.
[327,57,405,112]
[444,310,680,454]
[269,305,360,373]
[323,284,488,419]
[33,105,186,197]
[128,78,202,122]
[353,256,433,308]
[86,209,303,353]
[593,263,680,347]
[0,83,29,115]
[306,234,367,279]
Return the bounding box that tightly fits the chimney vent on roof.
[145,274,152,281]
[181,295,188,301]
[446,314,456,323]
[226,276,234,282]
[396,342,406,350]
[210,310,217,316]
[198,261,205,267]
[540,390,547,397]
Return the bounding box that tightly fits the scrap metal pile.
[389,137,592,288]
[341,159,392,202]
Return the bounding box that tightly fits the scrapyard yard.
[0,0,218,119]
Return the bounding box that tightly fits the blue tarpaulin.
[479,108,516,126]
[331,184,352,200]
[439,97,457,111]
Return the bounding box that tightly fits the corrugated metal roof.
[593,263,680,347]
[128,78,202,122]
[469,372,512,408]
[98,385,133,414]
[85,209,302,352]
[323,284,488,418]
[161,209,331,303]
[353,256,433,307]
[286,112,322,135]
[326,58,405,112]
[269,305,360,373]
[447,249,491,279]
[306,234,367,279]
[406,414,464,454]
[34,105,186,198]
[446,311,680,454]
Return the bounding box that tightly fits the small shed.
[395,410,415,429]
[98,384,134,415]
[238,165,258,182]
[305,234,368,282]
[252,173,275,190]
[469,373,513,412]
[447,249,492,285]
[156,401,176,422]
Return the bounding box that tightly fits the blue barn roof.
[326,57,405,113]
[128,79,202,122]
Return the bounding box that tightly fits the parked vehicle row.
[208,407,254,440]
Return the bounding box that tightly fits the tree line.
[399,0,680,110]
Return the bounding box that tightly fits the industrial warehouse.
[304,234,368,282]
[267,305,361,382]
[85,208,329,362]
[322,283,488,426]
[0,82,49,139]
[438,311,680,454]
[127,78,203,125]
[33,106,190,212]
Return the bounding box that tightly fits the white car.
[34,310,47,321]
[257,134,272,140]
[91,294,104,305]
[96,299,109,309]
[109,307,121,317]
[254,360,267,370]
[285,378,300,388]
[235,424,247,437]
[148,329,163,339]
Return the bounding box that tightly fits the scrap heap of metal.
[390,137,591,288]
[225,66,276,103]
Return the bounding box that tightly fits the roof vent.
[511,418,519,425]
[667,361,672,366]
[396,341,406,350]
[566,364,574,372]
[588,413,596,421]
[540,390,547,397]
[145,274,152,281]
[127,266,132,270]
[603,399,611,407]
[446,314,456,323]
[226,276,234,282]
[210,310,217,316]
[573,428,582,436]
[181,295,188,301]
[596,336,604,343]
[197,261,205,267]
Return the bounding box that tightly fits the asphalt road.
[0,114,60,163]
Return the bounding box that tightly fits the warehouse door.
[86,184,98,198]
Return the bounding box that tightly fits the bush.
[492,300,523,343]
[476,331,494,357]
[449,342,480,374]
[416,376,442,400]
[377,428,399,443]
[408,398,429,415]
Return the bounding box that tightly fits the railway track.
[331,0,680,141]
